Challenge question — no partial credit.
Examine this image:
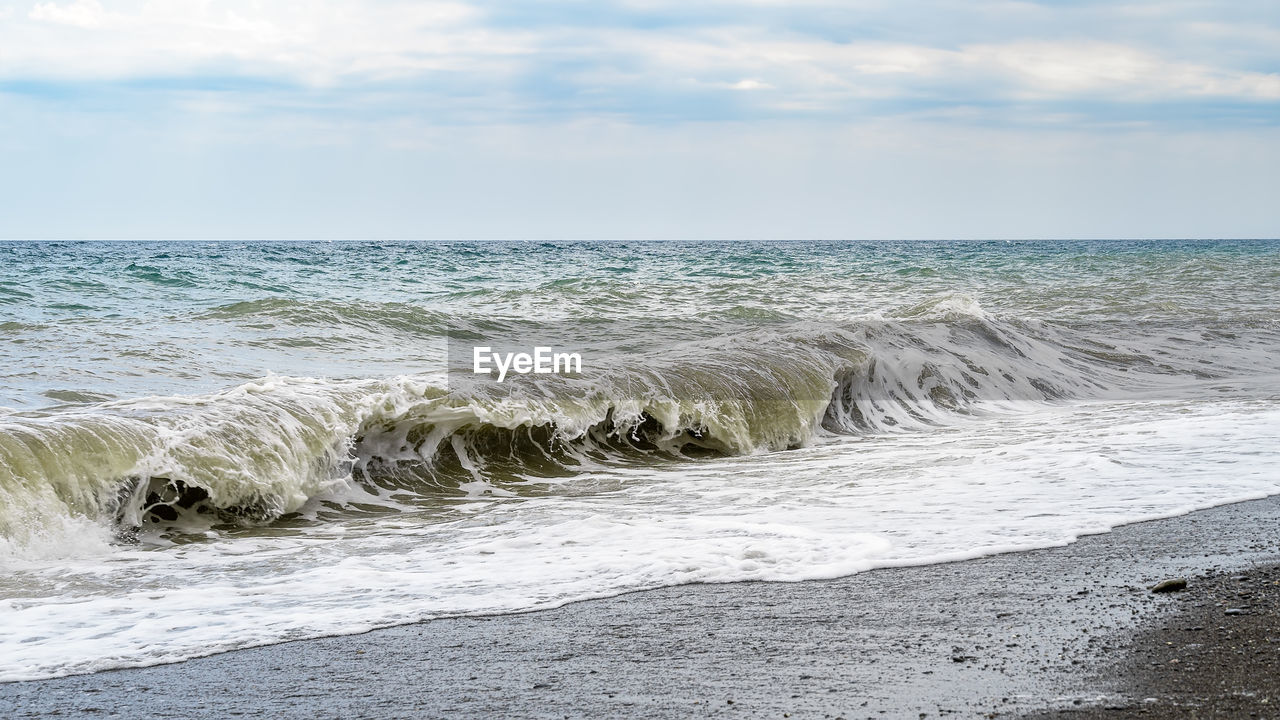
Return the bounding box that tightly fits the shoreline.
[5,495,1280,718]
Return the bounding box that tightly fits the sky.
[0,0,1277,240]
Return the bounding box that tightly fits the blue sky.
[1,0,1278,239]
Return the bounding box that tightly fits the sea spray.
[2,310,1262,548]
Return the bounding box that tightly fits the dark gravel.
[1025,563,1280,719]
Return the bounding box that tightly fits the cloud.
[0,0,1277,126]
[970,42,1280,100]
[29,0,104,28]
[8,0,510,85]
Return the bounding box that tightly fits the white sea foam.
[1,393,1276,681]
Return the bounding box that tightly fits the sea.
[1,239,1277,681]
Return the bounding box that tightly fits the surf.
[3,305,1269,556]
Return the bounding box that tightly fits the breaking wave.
[0,301,1268,556]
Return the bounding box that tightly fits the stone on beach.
[1150,578,1188,593]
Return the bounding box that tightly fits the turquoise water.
[3,239,1276,407]
[0,239,1278,680]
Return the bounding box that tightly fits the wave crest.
[0,309,1252,553]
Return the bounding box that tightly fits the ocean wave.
[0,307,1265,556]
[197,298,453,336]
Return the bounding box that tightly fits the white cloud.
[970,42,1280,100]
[29,0,105,27]
[598,30,1280,105]
[0,0,1277,121]
[5,0,522,85]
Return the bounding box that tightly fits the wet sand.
[3,496,1280,719]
